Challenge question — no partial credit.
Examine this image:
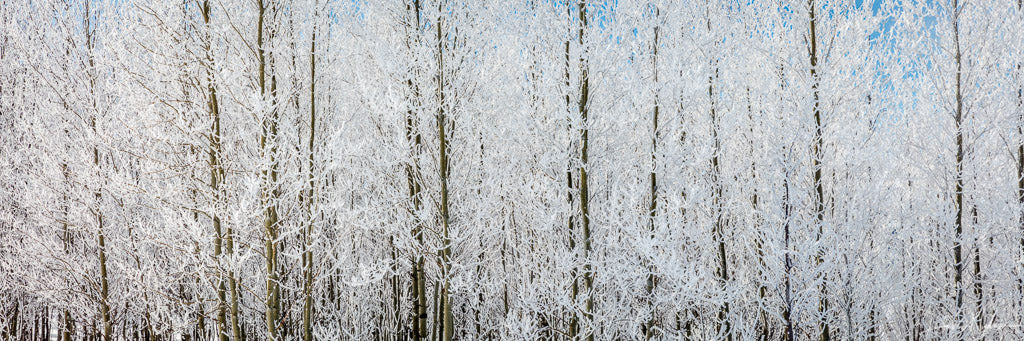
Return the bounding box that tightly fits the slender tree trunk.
[563,23,580,340]
[194,280,207,340]
[200,2,230,340]
[431,282,439,341]
[573,2,594,339]
[1016,0,1024,321]
[403,2,428,339]
[971,205,983,333]
[96,146,111,341]
[256,1,281,339]
[805,1,830,340]
[43,308,49,341]
[567,166,579,338]
[951,2,966,339]
[4,302,15,340]
[62,310,73,341]
[301,6,319,341]
[125,198,155,341]
[435,4,454,339]
[62,155,74,341]
[674,62,695,341]
[83,3,112,339]
[501,206,511,321]
[408,97,427,341]
[228,228,241,341]
[783,172,794,341]
[867,307,876,341]
[643,9,660,339]
[709,67,731,341]
[1018,77,1024,310]
[747,88,769,341]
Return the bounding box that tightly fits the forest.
[2,0,1024,340]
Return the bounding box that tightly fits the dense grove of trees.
[2,0,1024,340]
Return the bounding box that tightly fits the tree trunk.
[783,173,794,341]
[256,1,281,339]
[971,205,983,333]
[96,160,111,341]
[643,9,660,339]
[951,1,965,338]
[435,3,454,340]
[806,1,830,340]
[1016,0,1024,321]
[200,2,230,340]
[710,66,731,341]
[84,2,112,339]
[574,2,594,339]
[404,2,428,339]
[563,21,579,340]
[62,310,73,341]
[302,6,319,341]
[748,88,770,341]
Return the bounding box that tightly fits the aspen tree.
[747,88,770,340]
[227,188,241,341]
[434,1,455,339]
[777,61,794,341]
[301,4,320,341]
[709,70,732,341]
[62,307,73,341]
[705,4,731,336]
[805,1,830,339]
[1016,0,1024,314]
[82,1,112,338]
[403,2,429,339]
[949,1,966,338]
[643,6,660,339]
[199,2,230,340]
[971,203,983,333]
[219,11,242,331]
[255,0,282,338]
[60,4,77,339]
[568,2,594,339]
[61,105,75,341]
[783,157,794,341]
[674,61,693,341]
[563,5,580,335]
